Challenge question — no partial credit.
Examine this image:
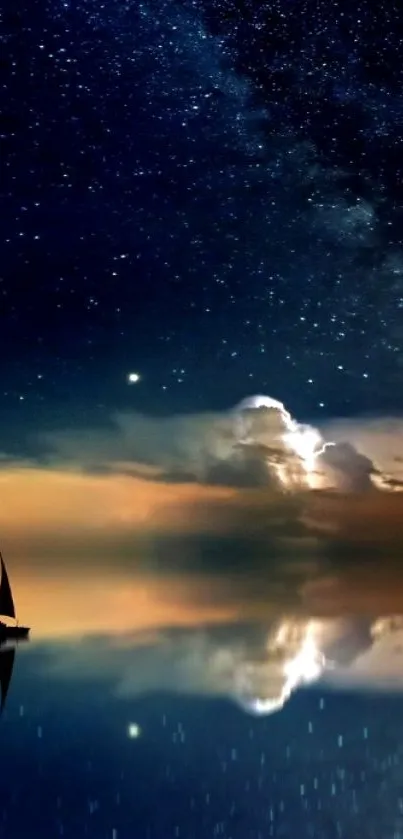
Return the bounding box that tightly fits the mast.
[0,553,16,621]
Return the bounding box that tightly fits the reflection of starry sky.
[3,0,403,446]
[2,659,403,839]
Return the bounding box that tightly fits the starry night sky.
[3,1,403,838]
[3,0,403,447]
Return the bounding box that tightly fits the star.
[127,372,141,384]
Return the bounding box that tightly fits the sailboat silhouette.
[0,552,30,713]
[0,552,30,642]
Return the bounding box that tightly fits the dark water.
[0,642,402,839]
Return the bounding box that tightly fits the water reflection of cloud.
[28,614,403,717]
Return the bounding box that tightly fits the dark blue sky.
[3,0,403,449]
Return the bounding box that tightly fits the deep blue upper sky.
[2,0,403,447]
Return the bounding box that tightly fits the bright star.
[127,372,141,384]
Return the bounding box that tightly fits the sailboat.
[0,552,30,642]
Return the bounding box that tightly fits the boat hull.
[0,625,30,642]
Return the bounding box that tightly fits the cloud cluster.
[4,394,403,713]
[38,394,387,493]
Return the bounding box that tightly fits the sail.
[0,648,15,712]
[0,554,16,620]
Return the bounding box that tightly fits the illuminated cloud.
[38,393,388,494]
[320,415,403,490]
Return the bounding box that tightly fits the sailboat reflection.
[0,551,30,713]
[0,647,16,713]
